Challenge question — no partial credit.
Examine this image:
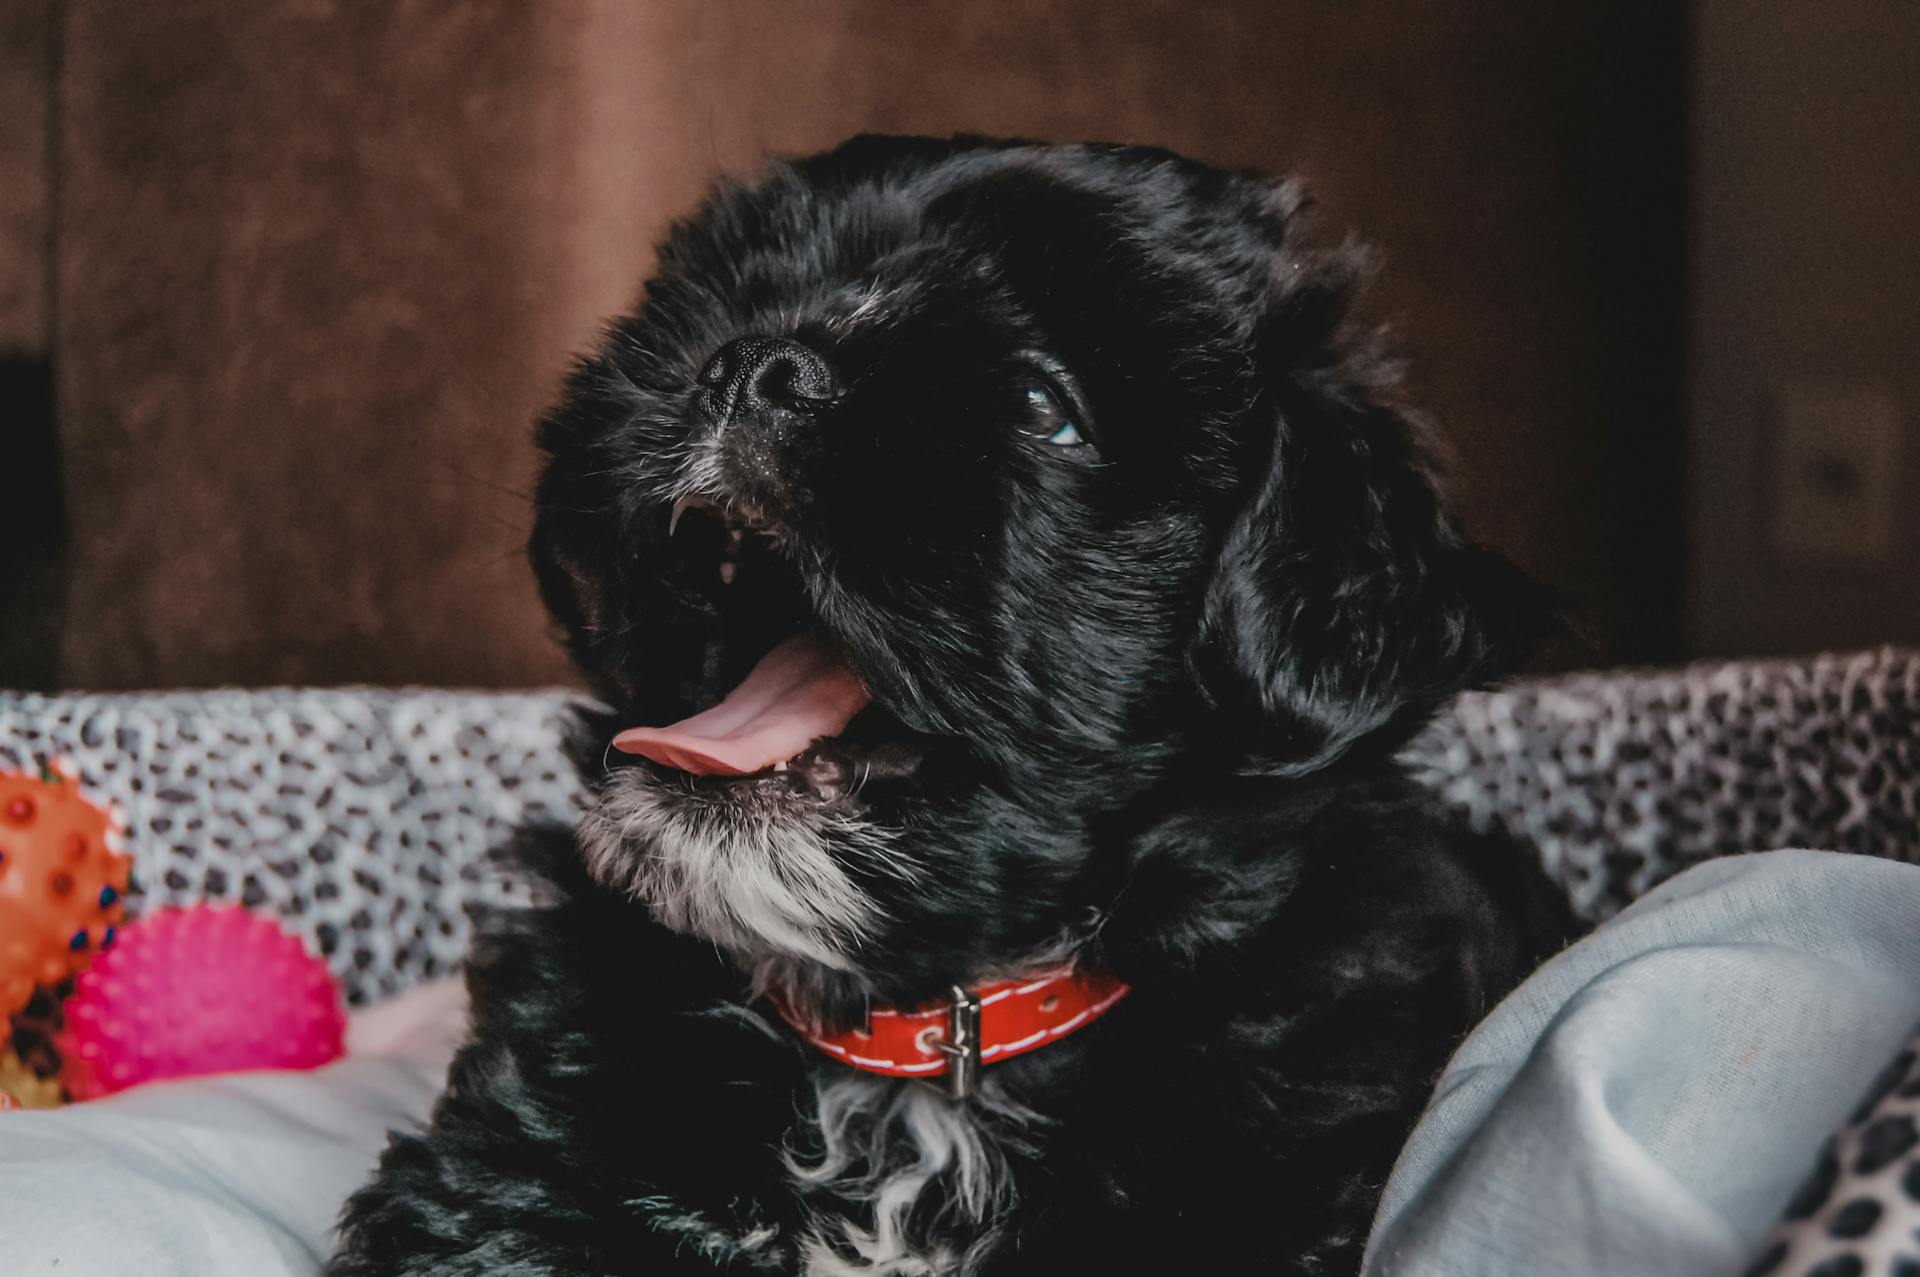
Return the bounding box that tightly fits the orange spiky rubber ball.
[0,762,132,1047]
[59,904,346,1100]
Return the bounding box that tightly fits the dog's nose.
[698,337,840,425]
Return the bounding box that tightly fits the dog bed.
[1,648,1916,1274]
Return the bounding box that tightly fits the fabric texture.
[1747,1024,1920,1277]
[2,649,1912,1006]
[1403,647,1920,923]
[0,688,586,1004]
[1365,850,1920,1277]
[0,979,465,1277]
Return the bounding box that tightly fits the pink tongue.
[611,633,872,776]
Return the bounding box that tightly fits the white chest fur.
[790,1071,1039,1276]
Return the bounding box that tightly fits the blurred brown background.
[0,1,1911,691]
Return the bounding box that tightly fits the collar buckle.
[930,984,982,1101]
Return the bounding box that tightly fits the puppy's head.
[531,136,1548,1004]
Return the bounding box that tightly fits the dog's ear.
[1190,276,1555,774]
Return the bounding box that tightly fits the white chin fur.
[580,766,901,968]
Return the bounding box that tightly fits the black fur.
[329,135,1573,1276]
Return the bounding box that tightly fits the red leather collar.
[773,968,1129,1099]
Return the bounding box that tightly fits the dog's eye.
[1023,382,1085,447]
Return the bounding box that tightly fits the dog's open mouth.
[611,497,924,801]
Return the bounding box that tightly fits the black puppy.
[329,135,1572,1276]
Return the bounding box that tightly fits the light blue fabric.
[0,979,462,1276]
[1365,849,1920,1277]
[0,1058,438,1275]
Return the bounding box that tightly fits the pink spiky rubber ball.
[58,904,345,1099]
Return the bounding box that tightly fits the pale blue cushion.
[0,981,461,1276]
[1366,850,1920,1277]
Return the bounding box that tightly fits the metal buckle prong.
[931,984,982,1102]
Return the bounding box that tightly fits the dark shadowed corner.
[0,358,65,689]
[0,0,61,689]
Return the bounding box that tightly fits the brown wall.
[1688,0,1920,657]
[0,0,51,355]
[55,3,585,687]
[34,1,1686,689]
